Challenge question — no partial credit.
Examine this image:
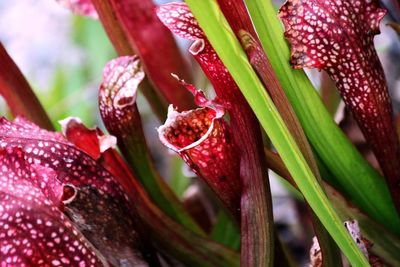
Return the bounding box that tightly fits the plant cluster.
[1,0,400,266]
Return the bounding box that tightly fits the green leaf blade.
[185,1,370,265]
[245,0,400,233]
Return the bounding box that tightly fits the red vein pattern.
[0,147,105,266]
[98,56,203,233]
[98,56,143,140]
[158,3,273,265]
[279,0,400,211]
[0,117,150,266]
[0,117,239,266]
[0,117,123,197]
[60,118,149,267]
[158,105,241,218]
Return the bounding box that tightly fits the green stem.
[185,1,370,265]
[245,0,400,234]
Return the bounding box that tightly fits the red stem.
[217,2,343,266]
[91,0,168,120]
[107,0,196,111]
[157,3,274,265]
[0,43,53,130]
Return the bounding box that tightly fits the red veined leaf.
[0,116,240,266]
[59,117,102,160]
[55,111,235,265]
[59,118,150,266]
[58,117,138,203]
[59,116,241,266]
[156,3,204,40]
[0,117,154,267]
[0,117,120,197]
[157,4,229,97]
[157,3,274,266]
[71,119,240,267]
[62,185,150,267]
[60,116,242,266]
[158,105,241,219]
[279,0,386,68]
[55,0,98,18]
[215,0,321,178]
[99,56,204,234]
[214,3,342,264]
[59,117,116,160]
[59,117,136,193]
[170,74,214,108]
[279,0,400,212]
[0,147,107,266]
[99,56,143,140]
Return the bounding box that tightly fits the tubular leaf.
[245,0,400,233]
